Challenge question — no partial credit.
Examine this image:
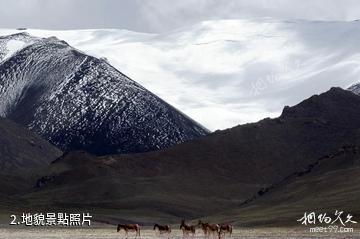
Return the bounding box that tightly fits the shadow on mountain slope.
[12,87,360,225]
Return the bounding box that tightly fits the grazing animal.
[197,220,209,237]
[154,223,171,237]
[198,220,220,239]
[117,224,141,238]
[219,224,233,238]
[180,219,196,238]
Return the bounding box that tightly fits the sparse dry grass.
[0,226,359,239]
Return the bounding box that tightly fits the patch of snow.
[2,40,26,61]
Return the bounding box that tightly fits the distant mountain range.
[0,33,208,155]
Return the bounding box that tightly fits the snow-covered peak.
[2,19,360,130]
[348,83,360,95]
[0,32,37,62]
[0,33,208,155]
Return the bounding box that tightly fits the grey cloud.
[1,0,360,32]
[0,0,143,30]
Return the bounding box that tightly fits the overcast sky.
[1,0,360,32]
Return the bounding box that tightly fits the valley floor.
[0,226,359,239]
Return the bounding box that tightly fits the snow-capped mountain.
[348,83,360,95]
[0,33,208,155]
[2,19,360,130]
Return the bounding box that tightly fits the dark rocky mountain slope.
[0,117,61,197]
[0,117,61,172]
[210,144,360,226]
[0,33,208,155]
[21,87,360,224]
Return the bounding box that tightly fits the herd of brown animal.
[117,220,233,239]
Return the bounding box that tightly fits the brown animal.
[180,219,196,238]
[197,220,209,237]
[198,220,220,239]
[219,224,233,238]
[154,223,171,237]
[117,224,141,238]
